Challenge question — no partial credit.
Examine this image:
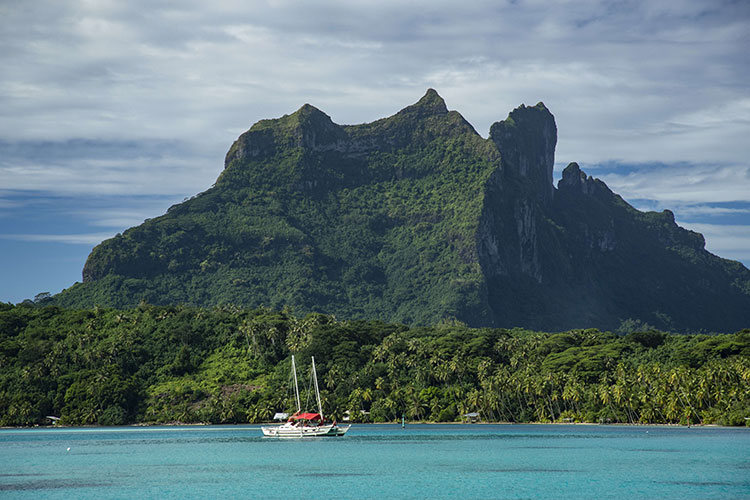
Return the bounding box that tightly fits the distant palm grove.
[1,302,748,427]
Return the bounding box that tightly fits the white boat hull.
[261,423,350,438]
[263,356,350,438]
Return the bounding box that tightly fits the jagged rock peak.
[397,88,449,118]
[291,103,335,125]
[416,88,448,110]
[223,102,348,168]
[490,102,555,139]
[489,102,557,205]
[558,162,612,198]
[246,102,339,134]
[288,103,343,138]
[560,162,587,186]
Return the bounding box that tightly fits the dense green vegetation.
[56,90,496,326]
[2,303,748,427]
[51,90,750,332]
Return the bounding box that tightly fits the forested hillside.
[2,303,748,427]
[53,90,750,332]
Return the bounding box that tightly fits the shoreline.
[2,420,739,430]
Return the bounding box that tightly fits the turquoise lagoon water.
[1,424,748,499]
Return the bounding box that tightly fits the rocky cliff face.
[64,90,750,332]
[489,103,557,206]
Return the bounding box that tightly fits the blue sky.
[1,0,749,304]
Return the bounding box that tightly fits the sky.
[1,0,749,304]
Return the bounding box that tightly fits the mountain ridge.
[57,90,750,332]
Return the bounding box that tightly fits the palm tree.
[382,397,398,422]
[449,355,466,384]
[405,387,427,421]
[324,364,341,390]
[465,389,482,420]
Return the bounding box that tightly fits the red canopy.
[290,412,322,421]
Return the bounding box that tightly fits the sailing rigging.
[261,356,350,438]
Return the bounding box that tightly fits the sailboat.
[261,356,350,438]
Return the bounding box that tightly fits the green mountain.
[55,90,750,332]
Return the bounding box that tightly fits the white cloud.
[0,140,219,197]
[587,163,750,266]
[0,0,749,287]
[0,199,20,210]
[0,232,115,245]
[2,0,747,159]
[595,164,750,205]
[66,198,184,229]
[671,205,750,218]
[676,222,750,264]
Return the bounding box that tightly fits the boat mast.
[291,355,301,413]
[311,356,323,420]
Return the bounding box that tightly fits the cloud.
[0,232,116,245]
[64,196,184,229]
[0,190,185,243]
[676,222,750,264]
[0,198,21,210]
[674,205,750,218]
[593,163,750,205]
[0,139,219,197]
[586,162,750,265]
[0,0,748,299]
[2,1,748,159]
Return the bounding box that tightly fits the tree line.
[1,302,747,427]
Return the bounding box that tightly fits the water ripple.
[296,472,375,478]
[660,480,749,487]
[0,479,109,491]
